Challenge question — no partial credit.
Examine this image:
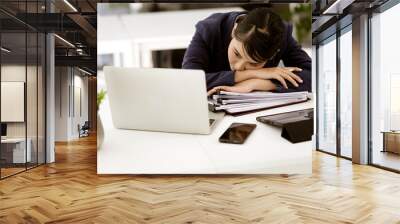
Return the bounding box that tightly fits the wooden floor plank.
[0,134,400,223]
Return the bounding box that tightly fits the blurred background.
[97,3,311,77]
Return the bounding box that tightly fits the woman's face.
[227,32,267,71]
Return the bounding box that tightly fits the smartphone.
[219,123,256,144]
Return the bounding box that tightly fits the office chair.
[79,121,90,138]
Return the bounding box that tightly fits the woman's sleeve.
[277,25,312,93]
[182,26,235,91]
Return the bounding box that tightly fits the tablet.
[256,108,313,127]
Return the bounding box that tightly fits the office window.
[317,36,337,154]
[1,31,28,178]
[371,3,400,171]
[339,27,352,158]
[0,1,46,179]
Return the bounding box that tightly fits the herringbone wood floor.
[1,134,400,224]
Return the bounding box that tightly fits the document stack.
[208,91,310,115]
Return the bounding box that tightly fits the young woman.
[182,8,311,95]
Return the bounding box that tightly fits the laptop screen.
[1,123,7,137]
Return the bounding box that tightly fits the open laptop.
[104,67,224,134]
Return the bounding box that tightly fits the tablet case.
[256,109,314,143]
[281,119,313,143]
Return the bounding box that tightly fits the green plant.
[273,4,312,45]
[97,89,107,111]
[293,4,312,45]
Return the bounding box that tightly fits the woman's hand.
[207,79,275,96]
[208,84,253,96]
[255,67,303,89]
[235,67,303,89]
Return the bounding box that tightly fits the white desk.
[1,138,31,163]
[98,98,313,174]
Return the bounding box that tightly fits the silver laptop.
[104,67,224,134]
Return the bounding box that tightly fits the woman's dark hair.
[233,8,284,63]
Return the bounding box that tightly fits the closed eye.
[234,49,241,58]
[249,62,261,66]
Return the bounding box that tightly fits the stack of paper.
[208,91,310,115]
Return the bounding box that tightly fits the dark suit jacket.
[182,11,311,93]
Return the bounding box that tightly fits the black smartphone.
[219,123,256,144]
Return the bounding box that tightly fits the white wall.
[1,82,25,122]
[1,65,26,133]
[72,73,89,138]
[54,67,89,141]
[1,64,46,163]
[372,5,400,131]
[55,66,69,141]
[1,65,39,138]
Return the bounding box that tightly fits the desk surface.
[98,97,313,174]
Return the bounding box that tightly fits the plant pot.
[97,113,104,149]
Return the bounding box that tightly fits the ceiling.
[0,0,98,74]
[311,0,390,44]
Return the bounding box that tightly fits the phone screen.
[219,123,256,144]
